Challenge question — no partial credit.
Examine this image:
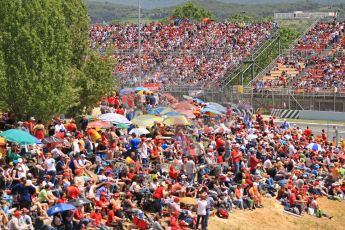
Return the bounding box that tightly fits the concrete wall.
[299,110,345,121]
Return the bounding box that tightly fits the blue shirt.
[130,138,141,150]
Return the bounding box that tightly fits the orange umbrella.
[0,137,6,146]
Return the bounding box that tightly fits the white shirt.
[197,200,207,215]
[72,140,80,154]
[54,124,65,134]
[140,143,148,159]
[16,163,28,179]
[45,158,56,172]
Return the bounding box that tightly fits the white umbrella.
[129,128,150,136]
[98,113,131,124]
[247,134,258,140]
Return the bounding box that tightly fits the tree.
[0,0,116,121]
[72,51,116,114]
[62,0,89,68]
[172,2,213,22]
[279,27,300,49]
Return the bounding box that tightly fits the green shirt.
[38,189,48,202]
[8,150,20,162]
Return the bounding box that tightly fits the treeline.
[0,0,116,121]
[88,0,345,23]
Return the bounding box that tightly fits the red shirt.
[74,209,84,220]
[56,198,67,204]
[67,185,80,199]
[231,149,242,163]
[289,193,296,206]
[249,155,259,170]
[153,186,164,199]
[116,108,125,115]
[108,96,115,105]
[216,138,225,149]
[90,211,102,226]
[217,155,224,164]
[106,210,115,226]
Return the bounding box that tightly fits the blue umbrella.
[306,143,322,151]
[148,107,167,115]
[193,98,204,104]
[201,107,223,115]
[163,111,182,117]
[133,86,149,92]
[47,204,76,216]
[120,88,134,96]
[205,102,227,113]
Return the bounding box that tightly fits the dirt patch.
[207,198,344,230]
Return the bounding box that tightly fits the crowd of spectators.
[254,20,345,93]
[0,91,345,229]
[89,21,276,88]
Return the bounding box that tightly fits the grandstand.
[89,18,345,112]
[252,20,344,94]
[89,21,277,88]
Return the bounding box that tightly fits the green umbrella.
[115,123,129,129]
[0,129,38,145]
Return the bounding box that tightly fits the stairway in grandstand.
[251,20,345,93]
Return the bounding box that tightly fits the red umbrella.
[175,109,196,119]
[87,120,112,129]
[173,101,196,111]
[161,93,178,104]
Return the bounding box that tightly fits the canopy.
[43,136,65,144]
[162,111,182,117]
[131,115,163,127]
[47,203,76,216]
[137,90,152,96]
[98,113,131,125]
[201,107,223,115]
[133,86,149,92]
[205,102,227,113]
[173,101,196,111]
[160,93,178,104]
[163,116,192,126]
[129,128,150,136]
[120,88,135,96]
[68,198,91,207]
[0,129,38,145]
[193,98,205,104]
[87,120,112,129]
[148,107,174,115]
[306,143,322,151]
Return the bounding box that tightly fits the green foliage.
[87,0,345,23]
[172,2,213,21]
[279,27,300,49]
[228,13,254,23]
[0,0,116,121]
[74,51,117,114]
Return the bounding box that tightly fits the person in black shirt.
[79,115,88,134]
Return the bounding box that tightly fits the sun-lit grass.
[208,197,344,230]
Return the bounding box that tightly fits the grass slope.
[208,197,344,230]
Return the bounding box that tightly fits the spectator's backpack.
[217,208,229,219]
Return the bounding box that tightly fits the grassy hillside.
[207,197,344,230]
[87,0,345,23]
[88,0,344,9]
